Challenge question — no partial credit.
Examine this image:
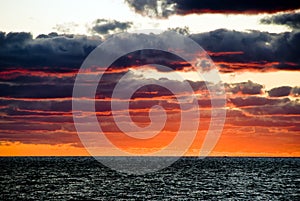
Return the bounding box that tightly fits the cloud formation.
[125,0,300,18]
[1,29,300,73]
[0,29,299,151]
[0,31,101,69]
[190,29,300,72]
[261,12,300,29]
[268,86,292,97]
[226,81,263,95]
[91,19,133,35]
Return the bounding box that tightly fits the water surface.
[0,157,299,200]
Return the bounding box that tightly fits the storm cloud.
[1,29,300,72]
[261,12,300,29]
[190,29,300,72]
[125,0,300,18]
[0,31,101,70]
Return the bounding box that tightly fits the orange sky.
[1,129,299,156]
[1,99,299,157]
[1,72,299,157]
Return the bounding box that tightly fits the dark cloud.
[2,114,73,124]
[108,49,192,72]
[225,81,263,95]
[190,29,300,71]
[125,0,300,18]
[0,122,74,132]
[230,97,290,107]
[261,12,300,29]
[0,31,195,72]
[168,27,190,35]
[0,31,101,69]
[125,0,175,18]
[243,99,300,115]
[0,99,72,113]
[226,95,300,131]
[268,86,292,97]
[1,29,300,72]
[0,83,74,98]
[91,19,132,35]
[291,87,300,96]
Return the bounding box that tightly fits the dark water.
[0,157,299,200]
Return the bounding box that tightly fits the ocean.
[0,157,299,200]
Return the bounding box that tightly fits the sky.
[0,0,299,156]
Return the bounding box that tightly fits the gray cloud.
[91,19,132,35]
[0,31,101,70]
[229,96,290,107]
[225,81,263,95]
[243,99,300,115]
[168,26,190,35]
[291,87,300,96]
[261,12,300,29]
[0,83,74,98]
[190,29,300,71]
[1,29,300,72]
[268,86,292,97]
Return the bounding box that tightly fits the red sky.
[0,59,299,156]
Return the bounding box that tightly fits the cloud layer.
[1,29,300,73]
[125,0,300,18]
[261,12,300,29]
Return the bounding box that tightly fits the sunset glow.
[0,0,299,157]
